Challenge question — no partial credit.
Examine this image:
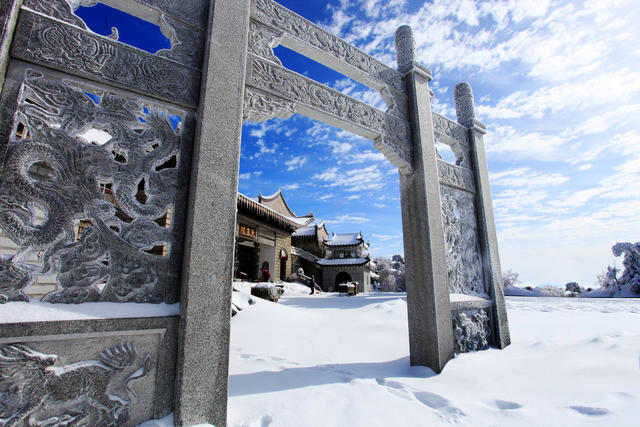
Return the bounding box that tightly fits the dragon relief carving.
[453,309,491,353]
[248,56,412,166]
[0,70,182,303]
[0,342,151,426]
[440,186,486,297]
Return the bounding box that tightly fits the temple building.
[235,190,312,283]
[317,232,371,292]
[234,190,372,292]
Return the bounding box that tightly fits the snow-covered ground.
[224,292,640,427]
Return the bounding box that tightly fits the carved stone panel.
[452,308,491,353]
[432,111,469,146]
[247,54,413,170]
[0,65,193,303]
[440,186,486,297]
[243,87,295,122]
[23,0,205,69]
[248,19,283,65]
[0,317,177,426]
[437,160,475,192]
[12,9,200,107]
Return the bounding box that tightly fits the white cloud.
[325,214,370,224]
[281,183,300,191]
[285,155,307,171]
[490,167,569,189]
[348,150,386,163]
[238,172,251,180]
[327,140,353,154]
[312,165,386,192]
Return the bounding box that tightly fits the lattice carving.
[437,160,475,192]
[0,342,150,425]
[0,70,182,303]
[248,55,412,168]
[253,0,405,94]
[440,186,486,296]
[453,309,491,353]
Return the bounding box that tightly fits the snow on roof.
[324,232,363,247]
[292,225,316,237]
[316,257,369,266]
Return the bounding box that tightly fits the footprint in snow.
[375,378,465,420]
[492,400,522,410]
[569,405,611,416]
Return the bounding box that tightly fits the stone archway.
[335,271,352,287]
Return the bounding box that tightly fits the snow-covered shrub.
[565,282,581,293]
[565,282,582,297]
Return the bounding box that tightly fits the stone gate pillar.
[174,0,251,425]
[454,83,510,348]
[395,26,454,372]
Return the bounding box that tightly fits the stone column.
[395,25,454,373]
[454,82,510,349]
[0,0,21,90]
[173,0,251,425]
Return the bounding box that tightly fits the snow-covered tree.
[372,256,406,292]
[502,269,521,288]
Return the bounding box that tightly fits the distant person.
[261,261,271,282]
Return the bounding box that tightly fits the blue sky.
[78,0,640,286]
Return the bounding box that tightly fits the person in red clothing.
[260,261,270,282]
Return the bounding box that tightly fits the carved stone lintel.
[248,19,283,65]
[243,87,295,122]
[24,0,205,70]
[438,160,475,192]
[253,0,404,94]
[157,14,204,69]
[16,11,199,106]
[440,186,486,297]
[453,308,491,353]
[247,54,412,165]
[0,342,151,426]
[432,111,469,145]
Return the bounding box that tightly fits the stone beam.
[250,0,408,115]
[245,53,413,171]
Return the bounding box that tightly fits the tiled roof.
[324,232,363,247]
[316,257,369,266]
